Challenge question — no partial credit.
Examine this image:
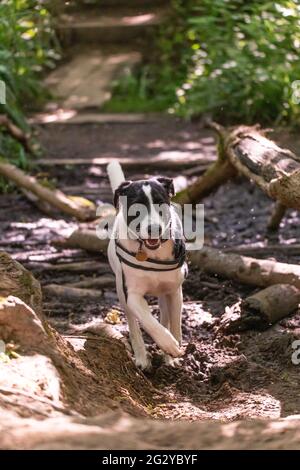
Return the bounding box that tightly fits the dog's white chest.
[122,263,185,296]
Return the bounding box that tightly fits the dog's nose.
[147,224,162,238]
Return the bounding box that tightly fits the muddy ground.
[1,119,300,434]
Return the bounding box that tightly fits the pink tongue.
[147,239,159,245]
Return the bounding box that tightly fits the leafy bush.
[0,0,59,169]
[110,1,300,125]
[173,0,300,124]
[102,67,172,114]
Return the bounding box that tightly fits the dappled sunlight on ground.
[1,121,300,426]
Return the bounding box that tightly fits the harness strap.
[115,241,185,272]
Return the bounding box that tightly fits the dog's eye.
[154,198,167,206]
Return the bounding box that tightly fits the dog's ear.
[156,177,175,198]
[113,181,132,208]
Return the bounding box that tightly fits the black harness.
[115,240,186,301]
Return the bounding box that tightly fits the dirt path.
[1,0,300,448]
[1,120,300,428]
[40,0,168,122]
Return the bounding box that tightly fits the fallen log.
[25,260,111,273]
[219,284,300,333]
[13,251,88,264]
[225,126,300,209]
[43,285,103,302]
[224,243,300,257]
[53,228,109,253]
[21,188,57,217]
[174,123,236,204]
[0,162,96,221]
[243,284,300,325]
[189,246,300,289]
[67,275,115,289]
[175,124,300,222]
[174,158,235,204]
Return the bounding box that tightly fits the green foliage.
[102,68,171,113]
[173,0,300,124]
[0,0,59,173]
[109,0,300,125]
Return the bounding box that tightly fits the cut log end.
[242,284,300,326]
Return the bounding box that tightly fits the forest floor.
[1,119,300,437]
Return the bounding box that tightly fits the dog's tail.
[107,161,126,193]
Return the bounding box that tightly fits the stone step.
[31,112,161,125]
[57,6,167,45]
[45,47,142,110]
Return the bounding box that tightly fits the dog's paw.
[134,353,152,371]
[163,354,182,368]
[158,332,183,358]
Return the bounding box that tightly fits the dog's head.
[114,177,175,250]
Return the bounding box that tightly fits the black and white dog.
[107,162,187,369]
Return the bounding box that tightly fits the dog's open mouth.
[143,238,161,250]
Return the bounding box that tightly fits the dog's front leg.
[115,280,150,370]
[166,287,183,346]
[127,293,182,357]
[126,310,151,370]
[159,296,170,330]
[159,288,183,366]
